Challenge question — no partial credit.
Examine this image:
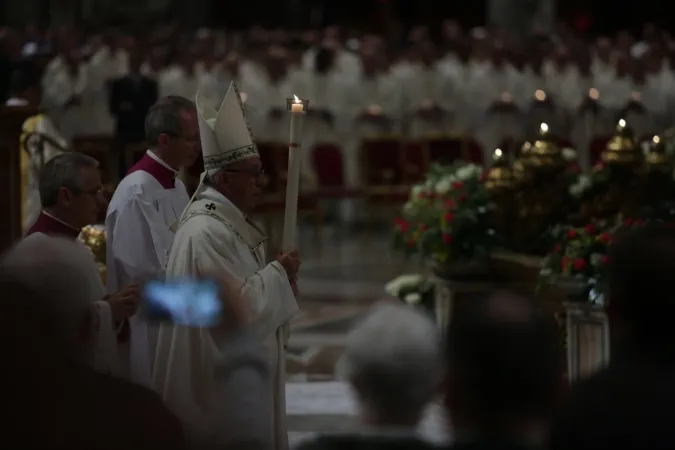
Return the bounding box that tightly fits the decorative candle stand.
[578,119,643,222]
[485,148,517,245]
[634,134,675,219]
[511,123,571,254]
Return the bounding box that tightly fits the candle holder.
[286,96,310,112]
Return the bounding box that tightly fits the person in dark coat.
[549,222,675,450]
[109,48,158,176]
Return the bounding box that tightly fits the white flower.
[435,177,454,195]
[569,174,592,197]
[385,274,424,297]
[562,147,577,162]
[456,164,482,181]
[410,184,426,200]
[404,292,422,305]
[590,253,603,267]
[403,202,415,215]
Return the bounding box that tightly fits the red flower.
[561,256,569,269]
[458,194,467,202]
[598,232,611,244]
[419,224,428,231]
[394,217,409,233]
[442,233,452,245]
[573,258,587,271]
[444,212,455,223]
[623,218,633,226]
[406,238,416,247]
[554,244,562,253]
[445,199,456,209]
[452,181,464,190]
[584,224,596,234]
[601,255,609,265]
[567,229,577,239]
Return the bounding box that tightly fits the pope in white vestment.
[152,82,299,449]
[106,97,199,384]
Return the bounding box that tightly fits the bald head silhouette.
[444,291,564,429]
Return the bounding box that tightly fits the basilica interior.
[2,1,675,444]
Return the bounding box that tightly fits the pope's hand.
[290,279,299,297]
[276,249,300,280]
[106,284,140,323]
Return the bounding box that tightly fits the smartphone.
[141,279,222,327]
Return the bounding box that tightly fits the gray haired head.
[145,95,196,146]
[38,152,99,208]
[0,234,103,366]
[337,303,442,426]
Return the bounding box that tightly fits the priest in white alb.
[152,82,300,449]
[106,96,200,384]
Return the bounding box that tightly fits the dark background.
[0,0,671,36]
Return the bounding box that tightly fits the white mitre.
[196,81,259,175]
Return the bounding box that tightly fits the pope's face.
[218,157,264,214]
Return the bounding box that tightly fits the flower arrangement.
[393,162,498,264]
[385,273,435,314]
[539,220,616,304]
[539,218,651,304]
[568,162,611,199]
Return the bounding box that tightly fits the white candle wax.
[282,107,304,250]
[291,102,304,113]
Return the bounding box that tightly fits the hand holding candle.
[282,95,309,251]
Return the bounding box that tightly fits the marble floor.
[281,226,448,445]
[286,225,417,379]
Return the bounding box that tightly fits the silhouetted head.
[444,291,564,438]
[607,222,675,361]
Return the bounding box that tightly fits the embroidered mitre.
[196,81,259,174]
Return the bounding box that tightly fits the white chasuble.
[152,187,299,449]
[105,151,189,384]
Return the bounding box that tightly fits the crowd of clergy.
[3,21,675,176]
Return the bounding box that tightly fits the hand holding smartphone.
[141,279,223,327]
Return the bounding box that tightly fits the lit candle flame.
[618,118,626,128]
[293,94,301,104]
[494,148,503,158]
[535,89,546,101]
[653,135,660,144]
[540,123,549,134]
[589,88,599,100]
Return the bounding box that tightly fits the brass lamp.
[529,122,563,168]
[645,135,672,171]
[486,148,515,193]
[601,119,642,165]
